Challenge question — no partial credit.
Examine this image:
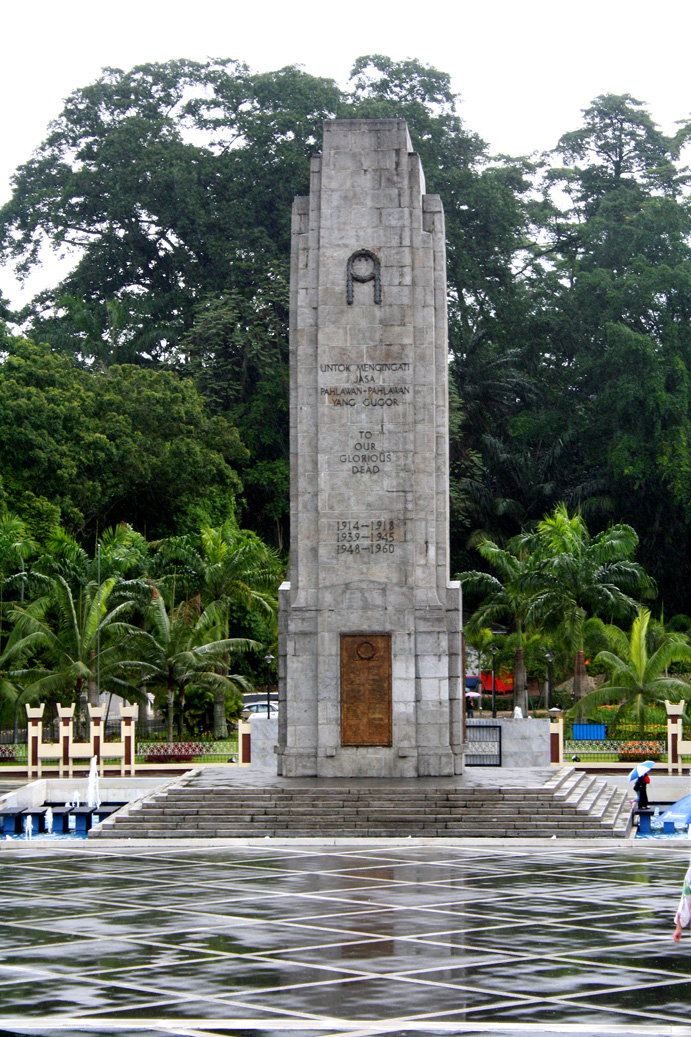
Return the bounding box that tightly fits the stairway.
[89,767,631,840]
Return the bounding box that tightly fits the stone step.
[581,782,616,819]
[602,791,631,832]
[553,769,588,801]
[542,766,574,792]
[95,826,615,840]
[563,772,596,808]
[99,812,614,829]
[166,792,547,800]
[574,778,608,814]
[117,804,605,821]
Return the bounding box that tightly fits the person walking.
[673,862,691,942]
[633,771,650,809]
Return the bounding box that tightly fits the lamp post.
[491,645,498,718]
[264,652,274,718]
[545,650,553,712]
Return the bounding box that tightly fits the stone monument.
[277,119,462,777]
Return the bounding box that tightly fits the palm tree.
[155,522,282,736]
[459,535,537,714]
[136,584,258,742]
[575,608,691,730]
[0,512,38,635]
[3,575,144,731]
[521,504,655,698]
[35,524,151,597]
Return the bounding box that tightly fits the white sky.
[3,0,691,309]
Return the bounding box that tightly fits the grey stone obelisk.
[277,119,462,777]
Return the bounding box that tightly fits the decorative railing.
[137,740,238,762]
[26,703,137,778]
[564,739,665,762]
[5,711,252,774]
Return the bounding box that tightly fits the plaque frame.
[340,633,392,747]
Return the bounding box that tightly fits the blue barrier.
[572,723,606,740]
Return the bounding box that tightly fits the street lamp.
[264,652,275,718]
[545,650,553,712]
[491,645,498,718]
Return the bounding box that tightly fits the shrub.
[479,694,513,711]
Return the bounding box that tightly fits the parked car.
[243,701,279,718]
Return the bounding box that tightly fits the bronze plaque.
[340,634,392,746]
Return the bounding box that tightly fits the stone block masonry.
[278,119,462,777]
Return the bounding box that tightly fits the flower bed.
[617,740,664,762]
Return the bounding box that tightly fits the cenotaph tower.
[277,119,463,777]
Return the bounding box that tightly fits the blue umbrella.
[628,760,656,781]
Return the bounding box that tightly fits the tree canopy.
[2,60,691,618]
[0,336,246,539]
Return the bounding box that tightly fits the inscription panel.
[340,634,392,747]
[335,518,398,557]
[319,350,413,570]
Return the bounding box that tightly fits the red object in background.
[480,671,514,693]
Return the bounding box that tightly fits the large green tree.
[0,60,341,360]
[0,337,246,539]
[529,94,691,605]
[0,56,538,552]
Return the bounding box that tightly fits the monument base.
[278,580,463,779]
[277,747,461,779]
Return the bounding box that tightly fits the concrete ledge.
[0,835,656,853]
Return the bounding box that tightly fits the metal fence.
[566,723,667,763]
[465,722,502,766]
[0,728,27,746]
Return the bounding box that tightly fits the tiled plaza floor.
[1,842,691,1036]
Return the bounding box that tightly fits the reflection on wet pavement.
[0,842,690,1035]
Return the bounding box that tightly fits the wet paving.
[1,841,691,1036]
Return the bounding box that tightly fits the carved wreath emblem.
[356,640,377,660]
[346,249,381,305]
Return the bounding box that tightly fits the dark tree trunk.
[88,649,99,706]
[513,646,528,715]
[178,683,185,740]
[213,689,228,739]
[574,650,587,699]
[167,682,175,743]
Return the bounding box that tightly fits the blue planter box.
[572,723,606,740]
